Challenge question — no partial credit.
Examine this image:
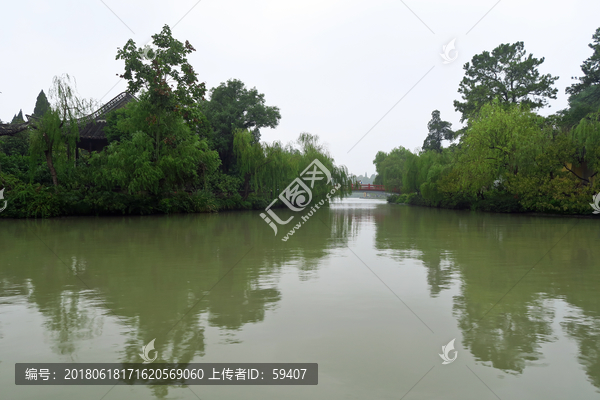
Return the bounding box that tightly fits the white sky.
[1,0,599,176]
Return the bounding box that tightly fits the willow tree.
[234,129,298,200]
[295,132,351,199]
[569,110,600,183]
[234,130,350,201]
[444,101,546,198]
[29,75,95,186]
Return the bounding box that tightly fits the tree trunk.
[41,132,58,186]
[243,173,251,200]
[44,150,58,186]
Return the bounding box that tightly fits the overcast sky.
[2,0,599,176]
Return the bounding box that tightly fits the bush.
[387,193,412,204]
[387,194,399,203]
[0,153,30,181]
[158,191,218,214]
[472,190,525,213]
[406,193,428,206]
[0,174,64,218]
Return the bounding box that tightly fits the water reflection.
[374,205,600,389]
[0,201,599,398]
[0,208,355,395]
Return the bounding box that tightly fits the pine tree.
[32,90,51,118]
[10,110,24,124]
[422,110,454,153]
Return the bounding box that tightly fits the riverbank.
[0,177,342,219]
[0,178,270,218]
[387,192,598,216]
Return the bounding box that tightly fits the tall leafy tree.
[98,25,221,194]
[91,95,220,195]
[454,42,559,122]
[372,146,413,190]
[422,110,453,153]
[116,24,208,164]
[203,79,281,173]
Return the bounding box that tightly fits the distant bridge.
[350,184,399,193]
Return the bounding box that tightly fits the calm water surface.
[1,199,599,399]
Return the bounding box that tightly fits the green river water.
[1,198,599,399]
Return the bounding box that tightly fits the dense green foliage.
[11,110,24,124]
[454,41,559,123]
[566,27,600,98]
[561,27,600,128]
[234,130,350,202]
[32,90,51,118]
[0,25,347,218]
[379,31,600,215]
[202,79,281,173]
[422,110,454,153]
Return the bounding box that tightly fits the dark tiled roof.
[79,120,109,139]
[0,121,29,136]
[2,92,135,140]
[79,92,136,139]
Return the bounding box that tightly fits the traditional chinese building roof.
[1,92,137,152]
[0,91,136,138]
[78,92,137,139]
[0,121,29,137]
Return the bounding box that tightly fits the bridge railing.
[349,184,398,192]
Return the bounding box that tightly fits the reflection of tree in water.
[0,207,348,398]
[328,207,361,241]
[557,241,600,390]
[0,228,107,358]
[43,290,105,357]
[423,254,453,297]
[454,295,555,373]
[374,206,455,296]
[207,278,281,331]
[562,313,600,390]
[373,206,600,387]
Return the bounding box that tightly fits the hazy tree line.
[0,25,350,218]
[377,28,600,214]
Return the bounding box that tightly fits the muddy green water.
[1,199,599,399]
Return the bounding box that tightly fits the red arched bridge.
[350,184,399,193]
